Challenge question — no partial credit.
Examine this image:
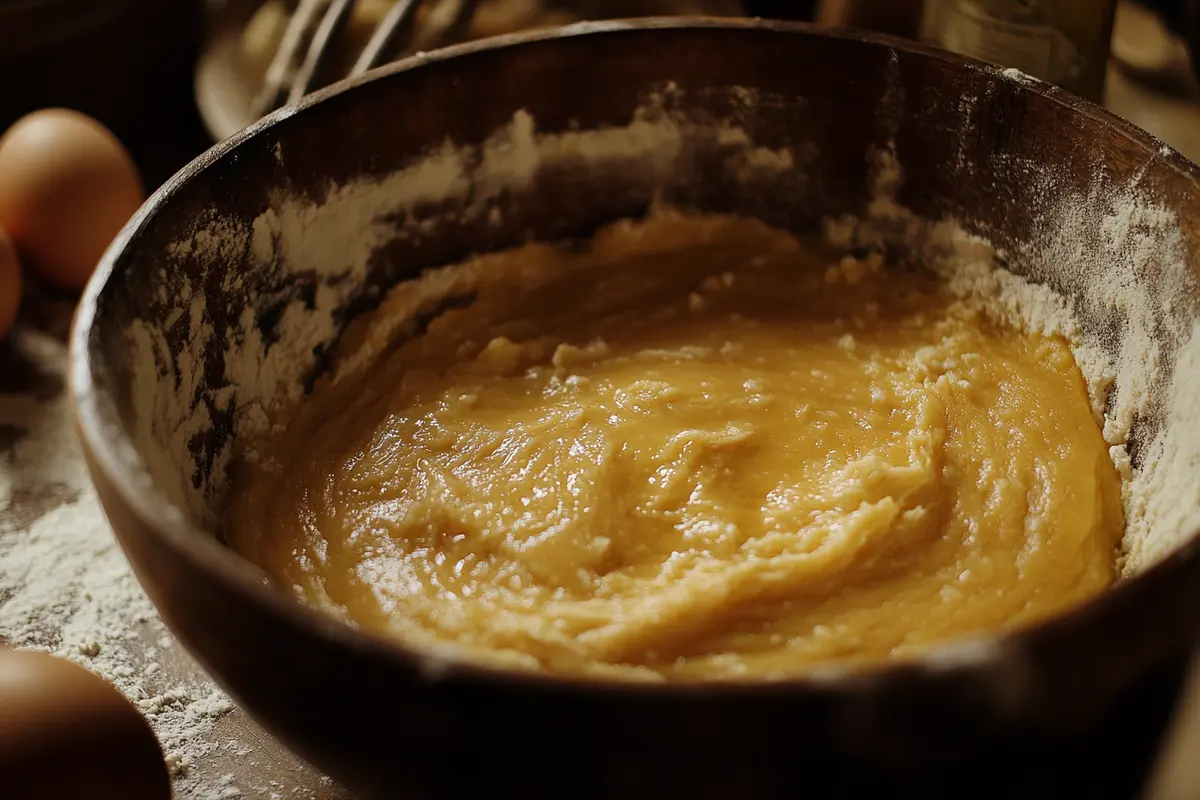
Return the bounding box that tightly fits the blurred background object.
[197,0,745,140]
[1112,0,1197,92]
[802,1,1200,161]
[195,0,1200,140]
[918,0,1120,103]
[1107,1,1200,163]
[815,0,923,37]
[3,1,1198,172]
[0,0,209,188]
[807,0,1120,102]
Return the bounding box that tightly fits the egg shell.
[0,648,171,799]
[0,109,144,291]
[0,226,19,340]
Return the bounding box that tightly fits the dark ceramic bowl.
[70,18,1200,799]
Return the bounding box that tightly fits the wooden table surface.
[5,8,1200,799]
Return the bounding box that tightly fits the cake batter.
[225,212,1124,680]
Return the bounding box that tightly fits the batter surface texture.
[225,213,1123,680]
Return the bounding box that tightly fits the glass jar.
[919,0,1119,102]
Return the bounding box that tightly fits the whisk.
[248,0,747,121]
[253,0,479,118]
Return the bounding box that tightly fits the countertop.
[5,9,1200,800]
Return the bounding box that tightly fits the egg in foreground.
[0,647,170,799]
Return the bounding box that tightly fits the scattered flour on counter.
[0,331,237,799]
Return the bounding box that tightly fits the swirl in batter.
[225,212,1124,680]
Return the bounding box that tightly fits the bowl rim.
[69,15,1200,696]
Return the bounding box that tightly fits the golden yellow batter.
[225,212,1124,680]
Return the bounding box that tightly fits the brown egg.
[0,647,171,799]
[0,226,20,340]
[0,109,144,291]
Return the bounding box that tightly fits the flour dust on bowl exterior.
[69,18,1200,800]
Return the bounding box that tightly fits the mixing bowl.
[70,18,1200,798]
